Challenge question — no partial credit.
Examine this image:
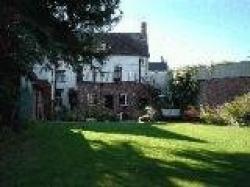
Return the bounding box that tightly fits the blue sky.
[113,0,250,68]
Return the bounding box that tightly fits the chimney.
[161,56,165,63]
[141,22,147,40]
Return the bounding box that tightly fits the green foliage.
[201,93,250,126]
[167,67,199,110]
[63,110,80,122]
[57,106,119,122]
[0,0,121,128]
[200,106,226,125]
[83,106,119,121]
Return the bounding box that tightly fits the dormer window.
[113,66,122,82]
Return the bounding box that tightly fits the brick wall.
[199,77,250,106]
[77,82,152,119]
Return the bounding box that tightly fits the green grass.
[1,122,250,187]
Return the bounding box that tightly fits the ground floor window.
[119,93,128,106]
[55,89,63,106]
[104,95,114,109]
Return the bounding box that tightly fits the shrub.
[63,110,79,121]
[200,106,226,125]
[167,67,199,110]
[183,106,200,121]
[81,106,119,122]
[201,93,250,126]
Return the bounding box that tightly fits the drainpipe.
[139,58,142,83]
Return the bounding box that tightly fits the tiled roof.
[103,33,149,57]
[148,62,168,71]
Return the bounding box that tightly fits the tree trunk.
[0,72,21,131]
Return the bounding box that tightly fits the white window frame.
[113,66,122,82]
[56,70,66,82]
[119,93,128,106]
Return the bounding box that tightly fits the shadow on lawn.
[2,125,250,187]
[70,128,250,187]
[83,123,207,143]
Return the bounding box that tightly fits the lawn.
[1,122,250,187]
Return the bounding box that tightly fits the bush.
[55,105,119,122]
[167,67,199,110]
[183,106,200,121]
[81,106,119,122]
[201,106,226,125]
[201,93,250,126]
[63,110,79,121]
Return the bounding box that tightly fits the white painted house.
[81,22,149,83]
[34,22,151,109]
[82,55,149,83]
[33,60,77,108]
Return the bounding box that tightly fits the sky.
[113,0,250,68]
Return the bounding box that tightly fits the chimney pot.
[141,22,147,39]
[161,56,165,63]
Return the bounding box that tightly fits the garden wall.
[199,77,250,107]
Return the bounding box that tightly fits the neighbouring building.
[196,61,250,106]
[148,57,169,93]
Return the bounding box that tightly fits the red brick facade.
[199,77,250,106]
[78,82,153,119]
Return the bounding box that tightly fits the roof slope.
[149,62,168,71]
[103,33,149,57]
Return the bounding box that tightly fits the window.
[55,89,63,106]
[119,94,128,106]
[104,95,114,109]
[139,58,145,65]
[87,94,98,106]
[113,66,122,82]
[56,70,66,82]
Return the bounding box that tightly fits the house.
[80,22,149,83]
[33,60,77,109]
[33,22,156,119]
[148,57,169,93]
[77,22,153,119]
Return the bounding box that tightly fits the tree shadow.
[173,149,250,186]
[2,125,250,187]
[70,128,211,187]
[82,123,207,143]
[69,128,250,187]
[86,143,250,187]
